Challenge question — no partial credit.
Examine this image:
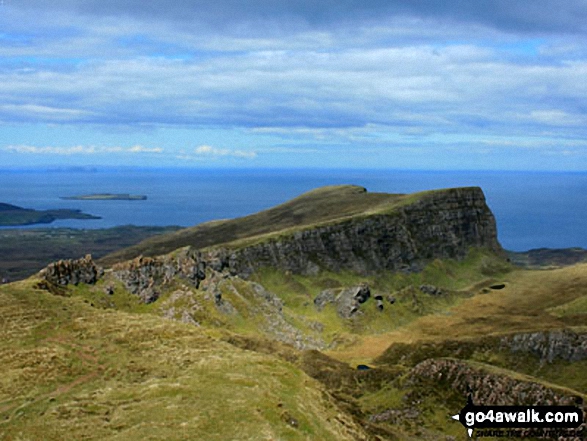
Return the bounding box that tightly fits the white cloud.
[193,145,256,159]
[4,144,163,155]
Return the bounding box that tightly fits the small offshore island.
[60,193,147,201]
[0,202,100,226]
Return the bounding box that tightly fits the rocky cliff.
[105,187,501,303]
[214,186,500,275]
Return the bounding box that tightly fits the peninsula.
[60,193,147,201]
[0,202,100,226]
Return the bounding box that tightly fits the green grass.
[0,280,369,441]
[549,294,587,317]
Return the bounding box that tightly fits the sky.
[1,1,587,170]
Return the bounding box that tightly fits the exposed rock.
[40,255,101,286]
[419,284,443,296]
[409,358,581,407]
[222,187,501,277]
[376,300,384,311]
[370,407,420,424]
[250,282,284,312]
[139,287,159,304]
[314,284,372,318]
[104,285,114,295]
[314,289,337,311]
[501,330,587,364]
[307,321,324,333]
[160,289,202,325]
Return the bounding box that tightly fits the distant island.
[0,202,100,226]
[60,193,147,201]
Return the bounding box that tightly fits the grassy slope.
[4,252,586,440]
[330,263,587,364]
[0,280,368,441]
[99,185,419,266]
[227,258,587,440]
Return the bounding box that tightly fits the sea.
[1,168,586,252]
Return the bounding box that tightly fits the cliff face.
[226,187,501,276]
[105,187,501,303]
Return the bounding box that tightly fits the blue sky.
[1,1,587,170]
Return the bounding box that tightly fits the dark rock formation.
[111,249,235,304]
[419,284,443,296]
[39,255,101,286]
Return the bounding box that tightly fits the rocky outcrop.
[419,284,443,296]
[39,255,101,286]
[223,187,501,277]
[111,249,235,303]
[500,330,587,364]
[314,283,371,318]
[409,358,581,407]
[378,330,587,368]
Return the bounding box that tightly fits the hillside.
[2,185,586,440]
[99,185,399,265]
[100,184,500,268]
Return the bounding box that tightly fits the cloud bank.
[0,1,586,169]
